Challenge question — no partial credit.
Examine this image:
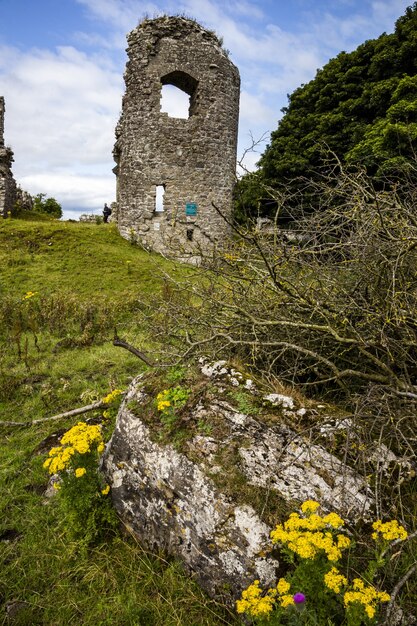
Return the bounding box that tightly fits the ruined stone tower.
[113,16,240,262]
[0,97,17,216]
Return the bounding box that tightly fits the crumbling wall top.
[130,15,226,53]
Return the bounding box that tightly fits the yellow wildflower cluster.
[101,485,110,495]
[274,578,295,608]
[75,467,87,478]
[301,500,320,514]
[23,291,37,300]
[102,389,123,404]
[43,422,104,475]
[270,500,350,562]
[236,580,275,617]
[344,578,390,620]
[156,390,172,412]
[324,567,348,593]
[236,577,294,617]
[276,578,291,594]
[372,519,408,541]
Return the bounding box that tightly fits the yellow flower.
[280,594,295,608]
[378,591,390,603]
[102,389,123,404]
[235,600,246,614]
[235,580,277,617]
[75,467,87,478]
[23,291,37,300]
[322,512,345,528]
[344,579,390,619]
[337,534,351,549]
[372,519,408,541]
[48,446,62,457]
[276,578,291,595]
[251,595,274,616]
[324,567,347,593]
[101,485,110,495]
[301,500,320,514]
[157,400,171,412]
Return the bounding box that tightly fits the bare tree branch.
[383,563,417,625]
[113,331,155,367]
[0,400,108,427]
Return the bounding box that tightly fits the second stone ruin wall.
[0,98,17,216]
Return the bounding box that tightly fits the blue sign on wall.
[185,202,197,216]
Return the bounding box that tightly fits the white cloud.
[227,0,264,20]
[0,43,122,213]
[239,90,278,128]
[20,172,115,216]
[75,0,164,31]
[371,0,412,30]
[307,0,411,56]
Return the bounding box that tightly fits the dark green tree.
[33,193,63,219]
[237,3,417,220]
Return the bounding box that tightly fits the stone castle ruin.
[0,97,17,216]
[113,16,240,261]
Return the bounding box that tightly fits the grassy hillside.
[0,216,235,626]
[1,218,173,295]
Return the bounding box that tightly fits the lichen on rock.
[102,361,374,603]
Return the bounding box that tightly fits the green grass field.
[2,214,416,626]
[0,215,236,626]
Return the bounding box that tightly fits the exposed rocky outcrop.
[103,361,373,604]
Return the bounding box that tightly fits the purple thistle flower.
[293,592,306,604]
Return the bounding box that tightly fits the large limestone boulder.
[102,361,373,603]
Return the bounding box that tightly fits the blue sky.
[0,0,412,218]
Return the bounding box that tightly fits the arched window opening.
[160,70,199,118]
[161,84,190,119]
[155,185,165,212]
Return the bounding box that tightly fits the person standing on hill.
[103,203,112,223]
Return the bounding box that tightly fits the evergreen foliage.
[239,3,417,219]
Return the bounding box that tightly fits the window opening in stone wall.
[160,70,199,118]
[186,229,194,241]
[161,84,190,119]
[155,185,165,212]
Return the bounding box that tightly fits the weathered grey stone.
[103,380,277,602]
[0,98,31,216]
[113,17,240,263]
[103,363,373,603]
[0,96,3,145]
[79,213,99,223]
[0,97,17,216]
[15,187,33,211]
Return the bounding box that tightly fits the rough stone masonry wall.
[0,97,17,216]
[113,16,240,262]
